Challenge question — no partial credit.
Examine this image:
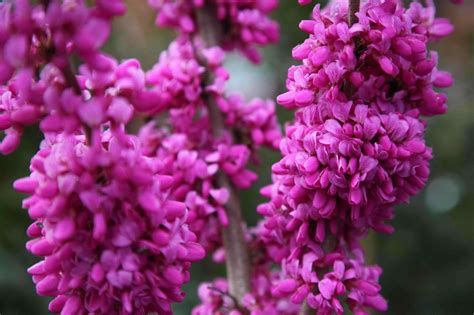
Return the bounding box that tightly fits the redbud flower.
[280,0,453,117]
[138,120,260,252]
[147,0,279,63]
[218,95,282,150]
[17,133,204,314]
[269,104,431,237]
[256,0,456,313]
[193,233,300,315]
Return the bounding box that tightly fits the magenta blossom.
[256,0,457,313]
[16,132,204,314]
[279,0,453,117]
[268,103,431,237]
[147,0,279,63]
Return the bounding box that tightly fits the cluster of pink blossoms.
[255,0,459,314]
[138,120,260,252]
[0,0,460,313]
[1,0,282,314]
[193,228,301,315]
[17,132,205,314]
[147,0,279,63]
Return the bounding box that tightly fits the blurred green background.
[0,1,473,314]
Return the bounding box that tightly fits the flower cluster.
[268,104,431,237]
[0,0,127,153]
[192,232,300,315]
[147,0,279,62]
[145,39,209,113]
[138,122,258,252]
[279,0,454,117]
[272,249,387,314]
[218,94,282,150]
[193,273,299,315]
[133,11,281,257]
[0,82,42,154]
[2,0,281,313]
[256,0,458,314]
[15,132,205,314]
[2,0,459,313]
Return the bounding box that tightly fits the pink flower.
[193,233,300,315]
[257,0,455,313]
[218,95,282,150]
[279,0,453,117]
[18,133,205,314]
[270,104,431,236]
[147,0,279,63]
[138,121,261,252]
[145,39,207,113]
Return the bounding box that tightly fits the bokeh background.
[0,1,473,314]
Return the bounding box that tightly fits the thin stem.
[299,302,312,315]
[40,0,50,9]
[62,61,82,96]
[349,0,360,27]
[207,286,241,310]
[195,5,252,303]
[61,61,92,144]
[344,0,361,97]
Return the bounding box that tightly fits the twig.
[207,286,242,310]
[195,4,252,303]
[343,0,361,97]
[61,61,82,96]
[349,0,360,27]
[299,301,312,315]
[40,0,51,9]
[61,60,92,144]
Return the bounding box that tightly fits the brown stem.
[299,302,312,315]
[62,61,82,95]
[343,0,361,97]
[40,0,50,9]
[61,61,92,144]
[195,5,252,302]
[349,0,360,27]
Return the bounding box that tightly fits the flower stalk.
[195,5,252,303]
[349,0,360,26]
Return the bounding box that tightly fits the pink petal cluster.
[145,39,208,113]
[0,81,43,154]
[138,123,235,251]
[298,0,463,5]
[0,0,127,153]
[147,0,279,63]
[0,54,148,153]
[143,38,281,151]
[272,249,386,314]
[193,273,299,315]
[192,233,300,315]
[264,104,431,238]
[137,2,282,260]
[218,95,282,150]
[254,0,457,314]
[278,0,454,117]
[137,87,282,252]
[1,0,279,313]
[15,132,205,315]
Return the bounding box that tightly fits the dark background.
[0,1,472,314]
